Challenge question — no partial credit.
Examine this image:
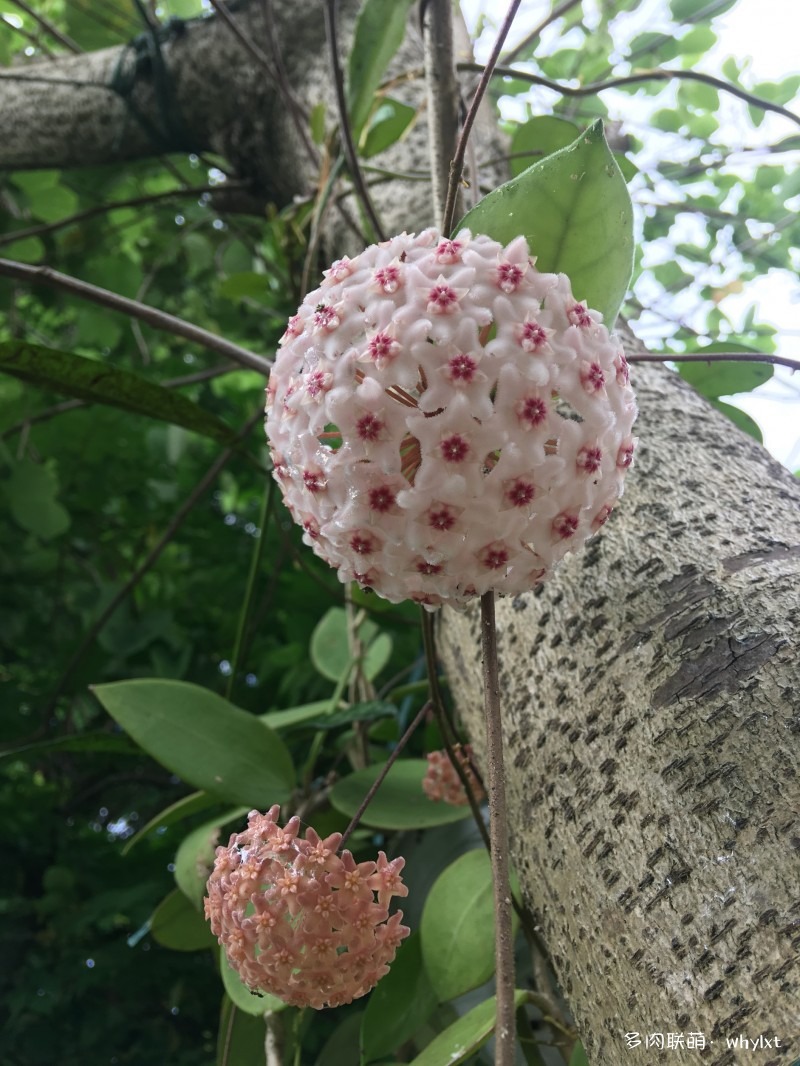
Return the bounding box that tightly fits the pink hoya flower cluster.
[204,806,409,1009]
[266,228,637,607]
[422,744,485,806]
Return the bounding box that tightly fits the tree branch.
[627,352,800,374]
[0,258,272,375]
[423,0,460,229]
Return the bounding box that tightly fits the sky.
[461,0,800,469]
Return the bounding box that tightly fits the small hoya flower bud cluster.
[204,806,409,1010]
[423,744,485,806]
[266,229,637,607]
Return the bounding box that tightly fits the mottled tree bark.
[1,3,798,1062]
[440,353,800,1065]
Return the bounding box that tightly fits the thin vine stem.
[338,700,431,851]
[0,258,272,375]
[441,0,524,235]
[627,351,800,373]
[225,479,276,700]
[323,0,387,242]
[480,591,516,1066]
[455,62,800,130]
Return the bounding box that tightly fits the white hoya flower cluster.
[265,229,637,608]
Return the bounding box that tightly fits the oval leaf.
[150,888,216,951]
[710,399,763,443]
[421,849,499,1002]
[0,342,237,444]
[220,949,286,1015]
[457,120,633,325]
[330,759,472,830]
[92,679,295,807]
[122,790,222,855]
[409,990,528,1066]
[361,932,436,1061]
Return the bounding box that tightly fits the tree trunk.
[2,3,797,1061]
[440,354,800,1065]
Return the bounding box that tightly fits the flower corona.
[266,229,637,607]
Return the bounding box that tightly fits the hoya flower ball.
[204,807,409,1010]
[266,229,637,607]
[423,744,486,806]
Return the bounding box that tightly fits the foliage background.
[0,0,797,1063]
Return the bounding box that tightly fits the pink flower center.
[305,371,329,398]
[356,413,384,441]
[439,434,470,462]
[435,239,463,263]
[416,559,443,575]
[519,320,548,352]
[577,445,603,473]
[368,332,399,362]
[497,262,524,293]
[581,362,605,393]
[553,513,579,539]
[303,517,320,539]
[368,485,396,512]
[350,532,377,555]
[617,440,635,468]
[480,544,509,569]
[374,265,401,293]
[615,353,630,385]
[427,504,457,532]
[303,470,325,493]
[428,284,459,313]
[505,478,536,507]
[568,303,593,328]
[447,353,477,382]
[592,503,614,530]
[517,395,548,427]
[313,304,339,331]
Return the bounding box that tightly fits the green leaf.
[330,759,471,830]
[306,699,395,731]
[361,933,436,1061]
[150,888,216,951]
[218,272,270,303]
[361,99,416,158]
[4,459,70,539]
[570,1040,590,1066]
[26,184,79,224]
[174,809,248,908]
[509,116,580,177]
[0,731,137,765]
[122,790,223,854]
[457,120,634,325]
[65,0,132,50]
[710,399,763,443]
[677,344,773,396]
[670,0,737,20]
[1,236,45,263]
[261,699,337,732]
[0,343,238,445]
[220,950,287,1015]
[92,680,295,807]
[408,990,528,1066]
[421,849,508,1002]
[347,0,416,142]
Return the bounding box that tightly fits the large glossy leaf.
[150,888,217,951]
[361,933,436,1061]
[421,849,499,1002]
[220,950,286,1015]
[174,809,248,908]
[360,99,416,158]
[409,990,528,1066]
[92,680,295,807]
[310,607,392,682]
[0,343,237,444]
[677,343,773,396]
[457,120,633,325]
[330,759,471,830]
[347,0,416,142]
